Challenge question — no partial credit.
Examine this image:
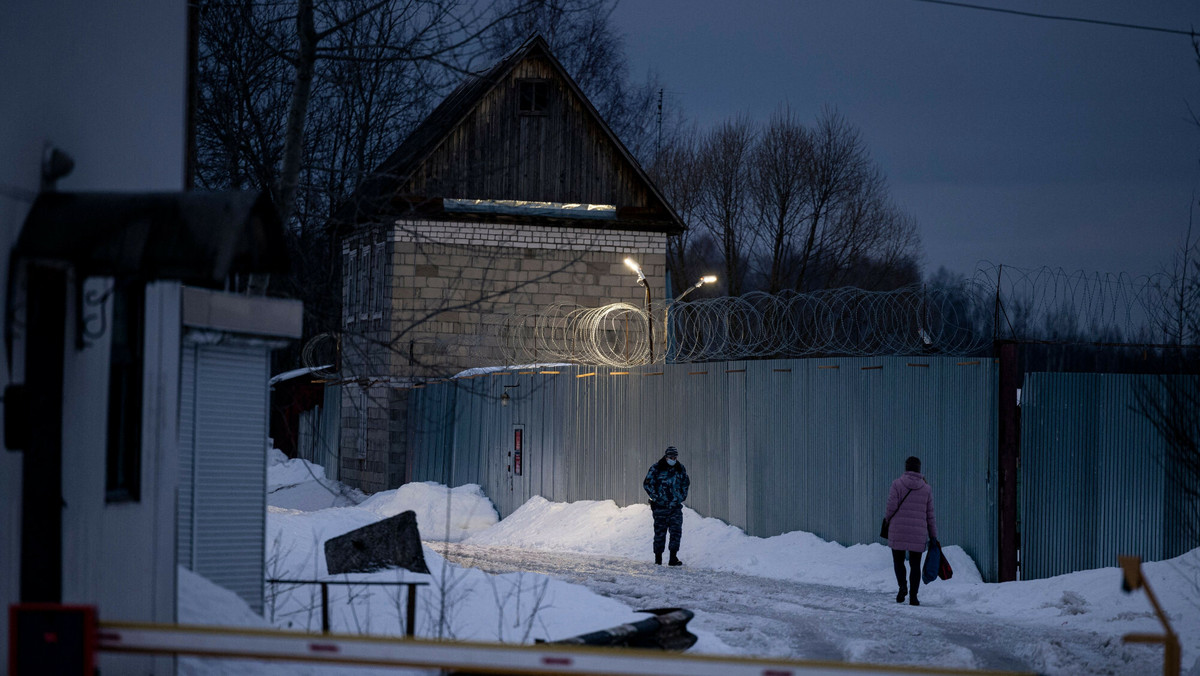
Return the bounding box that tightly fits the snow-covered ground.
[178,449,1200,675]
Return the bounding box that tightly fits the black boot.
[896,587,906,603]
[668,552,682,566]
[654,552,662,565]
[909,594,920,606]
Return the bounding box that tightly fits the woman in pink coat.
[883,456,937,606]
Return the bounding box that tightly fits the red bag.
[938,547,953,580]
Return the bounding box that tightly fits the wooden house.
[336,34,684,491]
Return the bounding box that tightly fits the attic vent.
[518,80,549,114]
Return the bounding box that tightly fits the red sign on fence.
[513,425,523,476]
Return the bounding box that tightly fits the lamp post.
[675,275,717,303]
[624,258,654,364]
[665,275,716,361]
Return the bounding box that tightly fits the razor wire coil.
[499,264,1188,367]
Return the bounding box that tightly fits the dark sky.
[611,0,1200,281]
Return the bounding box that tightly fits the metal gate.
[1019,372,1197,580]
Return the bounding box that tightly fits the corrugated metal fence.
[1020,372,1196,580]
[297,383,342,481]
[409,356,1000,581]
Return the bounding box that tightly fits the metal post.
[643,282,654,364]
[997,340,1020,582]
[320,582,329,634]
[663,269,672,361]
[406,583,417,637]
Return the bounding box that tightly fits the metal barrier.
[265,578,426,636]
[10,604,1041,676]
[91,618,1038,676]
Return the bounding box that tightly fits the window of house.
[356,387,368,459]
[518,80,549,114]
[359,245,371,321]
[346,249,358,325]
[372,243,385,319]
[106,281,144,502]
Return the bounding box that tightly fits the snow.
[465,495,984,589]
[266,447,365,510]
[268,364,333,385]
[174,448,1200,675]
[358,482,499,542]
[451,362,574,378]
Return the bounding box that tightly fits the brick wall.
[339,217,668,492]
[390,218,667,379]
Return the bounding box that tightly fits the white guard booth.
[176,286,302,614]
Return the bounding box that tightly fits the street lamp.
[624,258,654,364]
[665,275,717,361]
[675,275,717,303]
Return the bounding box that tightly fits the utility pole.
[655,88,663,167]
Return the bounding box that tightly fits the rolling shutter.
[185,343,270,613]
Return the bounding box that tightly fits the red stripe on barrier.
[309,643,340,653]
[543,656,573,666]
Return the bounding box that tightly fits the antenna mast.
[655,88,663,166]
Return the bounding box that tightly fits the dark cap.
[664,446,679,458]
[905,456,921,472]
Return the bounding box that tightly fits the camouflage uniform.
[643,455,690,555]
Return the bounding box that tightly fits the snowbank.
[464,496,982,591]
[359,482,498,542]
[266,449,366,510]
[263,506,646,644]
[198,455,1200,673]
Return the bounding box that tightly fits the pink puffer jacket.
[885,471,937,552]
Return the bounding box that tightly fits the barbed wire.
[499,286,992,366]
[499,264,1193,367]
[500,301,658,367]
[971,263,1177,344]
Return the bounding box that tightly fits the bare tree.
[194,0,293,198]
[819,185,920,290]
[1162,204,1200,347]
[748,107,810,293]
[196,0,564,226]
[794,107,876,290]
[696,116,756,296]
[655,107,920,298]
[1131,31,1200,541]
[651,125,710,295]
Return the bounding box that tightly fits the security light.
[674,274,718,302]
[500,383,519,407]
[623,258,653,362]
[624,258,646,285]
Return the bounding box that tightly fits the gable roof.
[338,34,683,234]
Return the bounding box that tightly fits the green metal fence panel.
[1019,372,1197,580]
[410,356,999,580]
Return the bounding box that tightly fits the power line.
[905,0,1197,38]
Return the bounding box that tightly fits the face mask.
[666,458,677,466]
